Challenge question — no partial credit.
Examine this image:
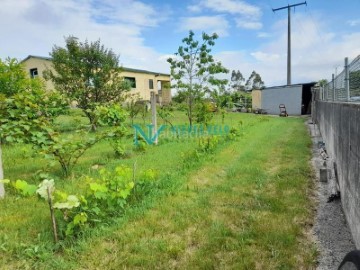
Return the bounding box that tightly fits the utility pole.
[273,1,307,85]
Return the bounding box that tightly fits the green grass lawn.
[0,110,317,269]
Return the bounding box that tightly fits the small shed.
[252,82,316,115]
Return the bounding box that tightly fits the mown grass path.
[71,117,316,269]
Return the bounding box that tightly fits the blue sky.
[1,0,359,86]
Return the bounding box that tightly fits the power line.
[272,1,307,85]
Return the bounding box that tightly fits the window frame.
[30,68,38,79]
[124,77,136,88]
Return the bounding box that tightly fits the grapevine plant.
[1,165,158,240]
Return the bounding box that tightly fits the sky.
[1,0,359,87]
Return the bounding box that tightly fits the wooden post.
[150,91,158,145]
[47,187,58,243]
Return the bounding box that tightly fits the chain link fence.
[319,55,360,102]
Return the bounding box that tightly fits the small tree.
[318,79,328,87]
[211,84,232,109]
[0,58,47,198]
[167,31,228,127]
[126,94,142,125]
[45,36,130,130]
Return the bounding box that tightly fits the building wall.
[21,56,171,104]
[21,57,55,90]
[260,85,302,115]
[252,90,262,109]
[121,71,171,104]
[315,101,360,248]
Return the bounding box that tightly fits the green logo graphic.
[133,124,230,145]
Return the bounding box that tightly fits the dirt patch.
[307,120,356,270]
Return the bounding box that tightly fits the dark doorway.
[302,83,315,115]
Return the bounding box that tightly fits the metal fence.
[320,55,360,102]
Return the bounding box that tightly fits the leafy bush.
[2,165,159,240]
[195,102,214,126]
[1,98,127,176]
[0,179,36,197]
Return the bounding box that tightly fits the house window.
[124,77,136,88]
[149,79,154,89]
[30,68,38,79]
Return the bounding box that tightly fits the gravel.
[308,120,356,270]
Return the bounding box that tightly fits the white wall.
[261,85,302,115]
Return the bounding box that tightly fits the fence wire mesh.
[320,55,360,102]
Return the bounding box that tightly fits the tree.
[231,70,245,91]
[0,58,44,96]
[0,58,49,198]
[211,84,232,109]
[167,31,228,127]
[318,79,328,88]
[45,36,130,130]
[172,91,188,104]
[245,71,265,91]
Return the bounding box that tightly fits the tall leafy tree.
[45,36,130,130]
[167,31,228,126]
[231,70,245,91]
[245,71,265,90]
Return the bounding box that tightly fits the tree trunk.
[188,84,193,128]
[0,143,5,199]
[84,109,97,132]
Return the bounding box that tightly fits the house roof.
[21,55,170,77]
[121,67,169,77]
[21,55,52,62]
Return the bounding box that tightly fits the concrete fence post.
[345,57,350,101]
[332,73,335,101]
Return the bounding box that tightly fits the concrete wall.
[315,101,360,247]
[252,90,262,109]
[260,85,302,115]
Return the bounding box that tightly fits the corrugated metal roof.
[260,82,316,90]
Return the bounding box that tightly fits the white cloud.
[251,51,280,62]
[257,32,272,38]
[187,0,262,30]
[216,13,360,87]
[236,19,262,30]
[0,0,171,73]
[90,0,163,27]
[188,0,261,18]
[179,16,229,36]
[347,19,360,27]
[187,5,202,13]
